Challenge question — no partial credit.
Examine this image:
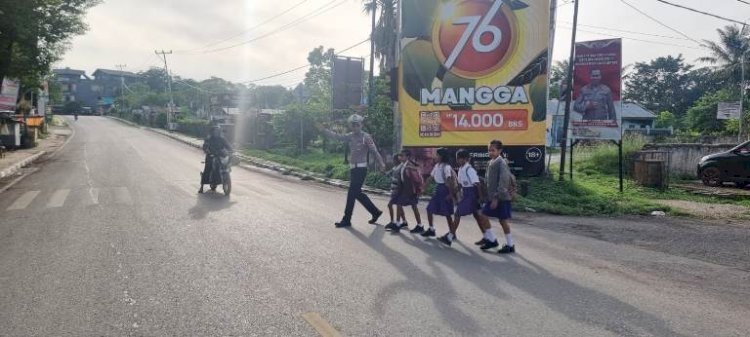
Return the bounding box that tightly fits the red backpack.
[404,164,425,195]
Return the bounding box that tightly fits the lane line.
[301,312,343,337]
[88,188,100,205]
[7,191,41,211]
[47,189,71,208]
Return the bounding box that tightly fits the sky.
[58,0,750,87]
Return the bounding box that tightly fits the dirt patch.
[659,200,750,219]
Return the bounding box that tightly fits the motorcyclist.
[199,126,233,193]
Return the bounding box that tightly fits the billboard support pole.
[618,140,624,193]
[558,0,580,181]
[570,139,579,181]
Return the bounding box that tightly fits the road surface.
[0,116,748,336]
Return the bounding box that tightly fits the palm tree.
[362,0,398,72]
[698,25,750,84]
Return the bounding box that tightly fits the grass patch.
[49,116,68,127]
[242,147,391,190]
[242,139,748,218]
[515,174,670,216]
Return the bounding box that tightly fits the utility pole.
[155,50,175,127]
[115,64,127,115]
[368,0,377,109]
[740,48,748,142]
[559,0,580,181]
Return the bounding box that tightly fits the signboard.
[399,0,550,176]
[717,102,741,120]
[332,56,364,110]
[571,38,622,140]
[0,78,20,111]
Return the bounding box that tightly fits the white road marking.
[88,188,100,205]
[7,191,41,210]
[46,189,71,208]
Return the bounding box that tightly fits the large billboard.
[332,56,364,110]
[399,0,549,176]
[571,38,622,140]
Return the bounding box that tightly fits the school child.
[438,149,500,249]
[386,150,424,233]
[483,140,517,254]
[413,148,456,237]
[386,154,406,229]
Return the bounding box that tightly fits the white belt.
[350,162,368,168]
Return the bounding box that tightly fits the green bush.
[576,134,647,176]
[153,112,168,129]
[177,119,209,138]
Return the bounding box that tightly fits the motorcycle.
[201,151,233,196]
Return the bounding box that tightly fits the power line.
[654,0,746,25]
[560,21,692,41]
[738,0,750,6]
[619,0,704,45]
[187,0,310,52]
[558,24,705,50]
[241,37,370,84]
[197,0,347,54]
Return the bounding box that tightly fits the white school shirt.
[457,163,480,188]
[431,163,454,184]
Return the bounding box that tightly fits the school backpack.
[439,163,460,200]
[405,164,425,195]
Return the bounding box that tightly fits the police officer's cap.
[347,114,364,124]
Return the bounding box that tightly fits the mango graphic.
[401,0,443,39]
[402,40,441,102]
[442,71,476,111]
[529,75,547,122]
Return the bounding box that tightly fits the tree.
[654,111,676,129]
[0,0,100,88]
[365,77,394,150]
[549,60,569,99]
[624,55,714,119]
[250,85,293,109]
[362,0,398,72]
[685,88,738,134]
[138,68,168,92]
[303,46,334,111]
[698,25,750,84]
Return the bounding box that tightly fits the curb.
[0,151,46,179]
[106,116,396,197]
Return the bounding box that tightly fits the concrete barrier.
[642,143,736,177]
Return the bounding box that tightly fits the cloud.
[60,0,372,84]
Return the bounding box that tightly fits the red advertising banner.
[571,39,622,140]
[0,78,20,111]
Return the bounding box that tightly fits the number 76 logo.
[433,0,522,79]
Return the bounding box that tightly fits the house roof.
[547,100,656,120]
[92,69,139,78]
[53,68,86,77]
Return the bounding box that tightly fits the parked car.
[698,141,750,187]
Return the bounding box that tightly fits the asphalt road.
[0,116,748,337]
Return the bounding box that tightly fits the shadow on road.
[352,227,686,336]
[188,193,236,220]
[349,228,483,336]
